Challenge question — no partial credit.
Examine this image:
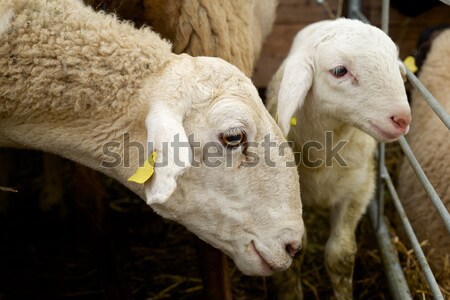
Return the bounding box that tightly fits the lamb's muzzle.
[391,113,411,132]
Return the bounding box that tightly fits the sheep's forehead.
[207,94,275,131]
[315,20,398,57]
[314,22,399,72]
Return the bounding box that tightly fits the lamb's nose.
[285,241,302,258]
[391,114,411,130]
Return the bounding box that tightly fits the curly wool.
[142,0,277,76]
[81,0,277,76]
[398,29,450,274]
[0,0,172,121]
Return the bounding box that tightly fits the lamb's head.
[277,18,411,142]
[139,55,304,276]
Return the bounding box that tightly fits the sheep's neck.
[0,0,178,198]
[0,99,149,198]
[291,97,355,148]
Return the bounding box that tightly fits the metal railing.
[348,0,450,299]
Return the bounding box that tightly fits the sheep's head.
[277,18,411,142]
[139,55,304,276]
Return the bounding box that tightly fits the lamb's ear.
[277,51,314,136]
[144,103,192,205]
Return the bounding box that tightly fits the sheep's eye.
[330,66,348,77]
[220,128,246,148]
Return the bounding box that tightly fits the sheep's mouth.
[250,241,275,276]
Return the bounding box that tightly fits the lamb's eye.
[330,66,348,77]
[220,128,246,148]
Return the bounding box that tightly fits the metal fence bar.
[348,0,361,19]
[398,137,450,234]
[405,67,450,130]
[381,0,390,33]
[376,0,389,232]
[367,199,413,300]
[383,166,445,300]
[376,144,385,231]
[354,9,370,23]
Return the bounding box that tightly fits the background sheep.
[397,27,450,280]
[83,0,277,77]
[266,19,411,300]
[0,0,304,279]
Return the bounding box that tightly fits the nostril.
[391,115,409,130]
[285,242,302,258]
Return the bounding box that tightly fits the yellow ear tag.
[290,117,297,127]
[127,151,157,184]
[275,113,279,123]
[404,56,418,73]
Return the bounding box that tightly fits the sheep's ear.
[144,104,192,205]
[277,52,314,136]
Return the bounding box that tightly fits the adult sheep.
[83,0,277,77]
[21,1,278,298]
[95,1,278,297]
[266,19,411,299]
[0,0,304,277]
[398,27,450,278]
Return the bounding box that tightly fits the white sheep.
[0,0,304,277]
[398,28,450,277]
[8,1,278,296]
[266,18,412,299]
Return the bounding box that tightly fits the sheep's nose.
[391,114,411,131]
[285,240,302,258]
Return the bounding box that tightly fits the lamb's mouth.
[250,241,274,275]
[369,123,401,141]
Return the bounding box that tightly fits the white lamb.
[267,19,412,299]
[0,0,304,277]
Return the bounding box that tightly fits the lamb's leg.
[325,197,368,300]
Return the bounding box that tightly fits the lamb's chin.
[366,124,402,143]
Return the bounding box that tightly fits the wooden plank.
[253,24,304,87]
[276,0,340,24]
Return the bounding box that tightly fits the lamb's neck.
[290,96,377,172]
[292,98,355,147]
